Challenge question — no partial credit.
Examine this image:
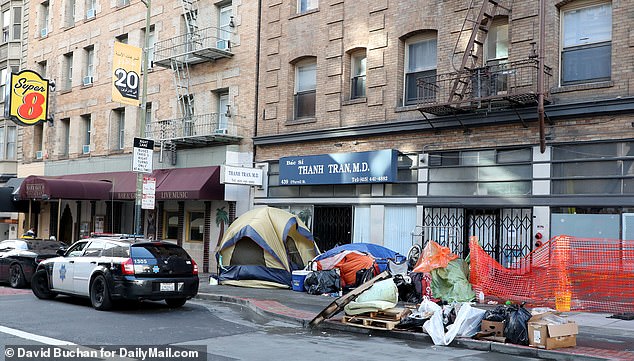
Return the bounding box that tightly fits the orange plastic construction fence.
[469,235,634,314]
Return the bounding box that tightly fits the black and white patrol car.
[31,236,199,310]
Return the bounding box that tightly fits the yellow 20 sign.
[7,70,50,126]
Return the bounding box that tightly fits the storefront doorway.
[423,207,533,264]
[313,206,352,252]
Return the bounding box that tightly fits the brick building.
[253,0,634,263]
[14,0,258,271]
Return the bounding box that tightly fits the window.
[65,0,76,27]
[84,46,94,83]
[143,25,155,68]
[2,10,9,42]
[64,52,73,90]
[485,19,508,65]
[0,68,6,102]
[294,58,316,119]
[427,148,532,196]
[183,95,194,136]
[218,4,232,42]
[552,142,634,195]
[298,0,317,13]
[115,33,128,44]
[188,211,204,241]
[12,7,21,41]
[561,3,611,85]
[85,0,96,17]
[37,60,47,78]
[0,124,17,160]
[404,33,437,105]
[81,114,91,152]
[350,51,366,99]
[40,3,49,36]
[218,91,229,130]
[34,123,44,158]
[6,125,15,159]
[114,108,125,149]
[164,211,179,239]
[144,102,152,136]
[60,118,70,157]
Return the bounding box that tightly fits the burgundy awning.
[156,166,224,200]
[19,166,224,201]
[19,176,112,200]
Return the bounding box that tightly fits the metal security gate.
[423,207,533,264]
[313,206,352,252]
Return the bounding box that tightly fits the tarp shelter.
[217,206,319,288]
[313,243,406,287]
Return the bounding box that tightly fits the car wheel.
[165,298,187,308]
[90,275,113,311]
[31,269,58,299]
[9,264,26,288]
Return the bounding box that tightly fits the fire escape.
[417,0,552,120]
[149,0,239,158]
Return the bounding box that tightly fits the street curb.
[195,293,310,327]
[195,293,609,361]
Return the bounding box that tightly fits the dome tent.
[216,206,319,288]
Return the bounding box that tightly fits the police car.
[31,235,199,310]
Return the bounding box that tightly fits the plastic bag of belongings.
[397,299,485,345]
[407,241,475,303]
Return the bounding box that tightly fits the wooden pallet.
[369,307,411,321]
[341,315,401,330]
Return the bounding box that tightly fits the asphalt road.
[0,286,551,361]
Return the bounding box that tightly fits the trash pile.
[305,241,579,351]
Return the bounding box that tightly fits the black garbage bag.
[504,304,532,345]
[304,270,340,295]
[396,315,427,330]
[483,305,512,322]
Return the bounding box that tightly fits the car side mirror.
[56,248,66,256]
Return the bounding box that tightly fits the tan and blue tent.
[216,206,319,288]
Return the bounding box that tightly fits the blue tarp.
[314,243,406,272]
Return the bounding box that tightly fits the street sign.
[132,137,154,173]
[142,176,156,209]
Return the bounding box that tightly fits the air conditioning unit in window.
[82,145,91,154]
[40,28,48,37]
[82,76,93,86]
[214,128,228,135]
[35,150,43,160]
[216,39,230,51]
[86,8,96,19]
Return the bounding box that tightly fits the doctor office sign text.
[279,149,398,185]
[6,70,50,126]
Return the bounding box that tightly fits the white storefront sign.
[220,165,263,186]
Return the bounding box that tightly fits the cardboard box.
[481,320,505,337]
[528,313,578,350]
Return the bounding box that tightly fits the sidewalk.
[196,274,634,361]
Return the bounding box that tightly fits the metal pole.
[538,0,546,153]
[134,0,152,235]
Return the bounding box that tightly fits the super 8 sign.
[7,70,50,126]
